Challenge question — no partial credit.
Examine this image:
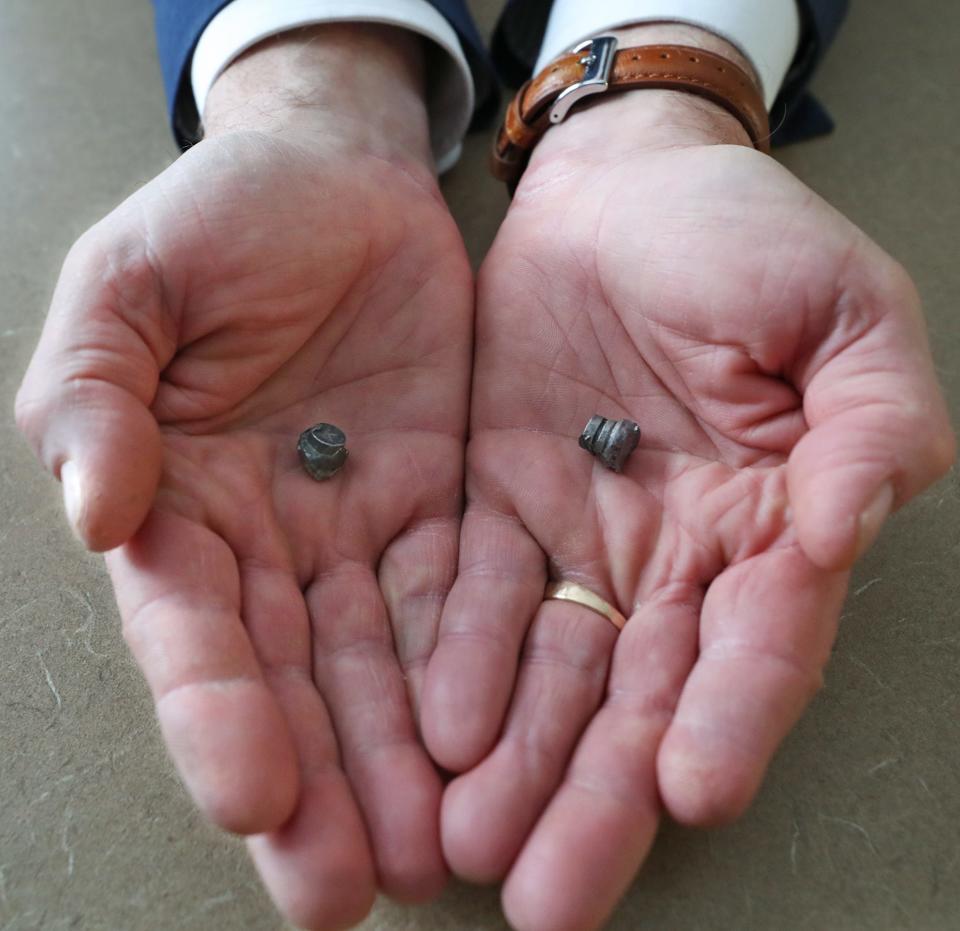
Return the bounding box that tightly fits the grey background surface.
[1,1,958,929]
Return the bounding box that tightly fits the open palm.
[423,142,952,931]
[17,130,472,926]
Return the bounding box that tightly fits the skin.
[421,25,955,931]
[14,19,954,931]
[16,25,471,929]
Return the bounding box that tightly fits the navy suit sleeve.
[774,0,850,143]
[492,0,851,145]
[152,0,496,148]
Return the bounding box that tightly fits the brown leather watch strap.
[492,39,770,186]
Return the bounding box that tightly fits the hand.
[16,26,471,929]
[422,29,954,931]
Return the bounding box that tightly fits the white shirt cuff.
[191,0,474,173]
[535,0,801,110]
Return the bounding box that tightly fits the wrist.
[527,24,758,177]
[203,23,433,171]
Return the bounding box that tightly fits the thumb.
[788,261,955,571]
[15,228,176,551]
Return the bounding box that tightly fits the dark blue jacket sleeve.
[153,0,497,147]
[492,0,850,145]
[155,2,848,148]
[775,0,850,143]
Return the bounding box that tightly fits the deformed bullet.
[298,423,348,481]
[579,415,641,473]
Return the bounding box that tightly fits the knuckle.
[84,228,162,311]
[927,424,957,478]
[846,247,922,327]
[13,382,50,447]
[66,220,168,330]
[62,224,120,287]
[855,246,918,307]
[904,406,957,484]
[13,385,35,434]
[878,255,919,305]
[64,224,104,266]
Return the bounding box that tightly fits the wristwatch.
[492,37,770,187]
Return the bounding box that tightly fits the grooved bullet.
[579,415,641,472]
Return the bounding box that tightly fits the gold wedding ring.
[544,581,627,631]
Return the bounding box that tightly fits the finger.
[422,505,546,772]
[658,545,847,826]
[246,670,377,931]
[106,508,298,834]
[234,538,378,928]
[502,585,701,931]
[378,516,460,722]
[442,598,617,883]
[15,228,176,550]
[788,257,954,570]
[307,562,447,903]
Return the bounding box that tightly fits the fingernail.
[855,482,894,560]
[61,461,85,537]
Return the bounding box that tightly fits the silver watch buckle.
[549,36,618,124]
